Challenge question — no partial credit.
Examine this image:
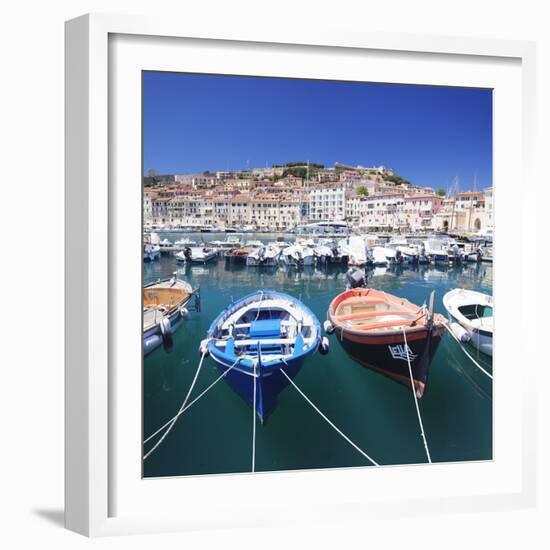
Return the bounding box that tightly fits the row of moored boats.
[144,233,493,267]
[144,271,493,422]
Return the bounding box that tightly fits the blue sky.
[143,72,492,191]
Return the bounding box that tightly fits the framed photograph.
[65,13,536,536]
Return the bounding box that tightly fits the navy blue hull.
[213,355,306,422]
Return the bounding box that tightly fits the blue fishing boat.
[205,290,327,422]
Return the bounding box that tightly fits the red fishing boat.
[325,288,446,397]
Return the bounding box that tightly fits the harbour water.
[143,233,493,478]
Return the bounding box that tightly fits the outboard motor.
[330,243,338,263]
[452,244,461,263]
[258,246,266,264]
[345,267,367,289]
[395,249,403,264]
[365,246,374,267]
[476,247,483,263]
[183,246,192,260]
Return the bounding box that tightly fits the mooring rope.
[144,350,208,460]
[444,321,493,379]
[252,359,257,472]
[143,358,237,445]
[143,354,241,459]
[401,327,432,463]
[279,367,379,466]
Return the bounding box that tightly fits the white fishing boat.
[143,242,160,262]
[246,245,281,267]
[314,244,335,264]
[209,235,243,250]
[280,244,315,267]
[158,237,172,250]
[295,237,316,248]
[180,246,219,263]
[387,238,419,263]
[443,289,493,356]
[174,237,197,248]
[371,246,392,266]
[423,238,450,263]
[343,236,368,267]
[479,245,493,263]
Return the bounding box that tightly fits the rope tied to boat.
[143,352,242,458]
[279,363,379,466]
[443,319,493,379]
[401,327,432,464]
[143,349,209,460]
[252,358,258,472]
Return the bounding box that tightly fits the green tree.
[282,167,307,179]
[356,186,369,197]
[436,187,446,196]
[147,168,157,178]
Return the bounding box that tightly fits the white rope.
[252,359,257,472]
[401,327,432,463]
[143,357,240,446]
[279,368,379,466]
[144,350,208,460]
[445,321,493,379]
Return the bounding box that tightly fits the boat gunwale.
[328,288,445,338]
[143,277,196,331]
[207,289,321,370]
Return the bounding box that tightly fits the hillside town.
[143,162,493,234]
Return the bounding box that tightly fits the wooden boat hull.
[143,279,196,355]
[331,324,444,397]
[327,288,445,397]
[207,290,321,422]
[211,353,310,423]
[143,304,189,356]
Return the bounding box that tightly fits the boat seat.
[336,310,416,322]
[249,319,282,338]
[248,319,282,354]
[338,296,388,307]
[352,318,419,331]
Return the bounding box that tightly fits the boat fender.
[199,338,210,356]
[323,320,335,335]
[179,306,189,319]
[319,336,330,355]
[449,322,471,343]
[159,317,174,353]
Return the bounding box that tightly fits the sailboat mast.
[449,176,459,232]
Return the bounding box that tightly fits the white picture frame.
[65,13,537,537]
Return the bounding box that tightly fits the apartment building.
[309,186,346,221]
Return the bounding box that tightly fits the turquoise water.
[143,233,493,478]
